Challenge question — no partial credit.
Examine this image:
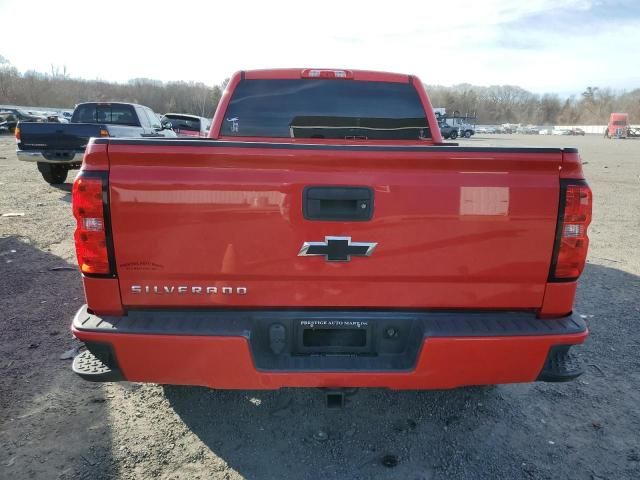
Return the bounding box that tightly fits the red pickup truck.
[70,69,591,394]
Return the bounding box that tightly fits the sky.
[1,0,639,95]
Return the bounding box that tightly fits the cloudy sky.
[1,0,638,94]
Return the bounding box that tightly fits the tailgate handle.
[303,186,373,221]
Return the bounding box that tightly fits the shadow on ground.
[0,236,116,479]
[163,262,640,480]
[51,182,72,202]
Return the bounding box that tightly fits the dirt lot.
[1,133,639,480]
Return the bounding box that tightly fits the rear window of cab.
[221,79,430,140]
[73,104,139,126]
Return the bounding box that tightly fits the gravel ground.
[0,133,639,480]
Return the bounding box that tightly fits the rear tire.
[37,162,68,185]
[464,130,472,138]
[450,131,458,140]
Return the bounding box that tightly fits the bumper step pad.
[72,349,123,382]
[537,345,583,382]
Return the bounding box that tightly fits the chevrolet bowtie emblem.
[298,236,377,262]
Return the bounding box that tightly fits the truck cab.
[606,112,629,138]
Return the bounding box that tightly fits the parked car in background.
[569,128,585,136]
[162,113,209,137]
[0,108,44,133]
[16,102,176,184]
[46,114,70,124]
[539,128,552,135]
[459,124,475,138]
[517,125,540,134]
[605,113,629,138]
[439,122,458,139]
[475,126,498,134]
[0,112,16,133]
[552,128,571,135]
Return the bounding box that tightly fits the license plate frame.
[293,319,374,355]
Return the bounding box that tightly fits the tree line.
[1,55,638,124]
[426,83,640,125]
[0,55,225,118]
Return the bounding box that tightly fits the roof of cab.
[74,101,146,108]
[164,113,203,119]
[242,68,412,83]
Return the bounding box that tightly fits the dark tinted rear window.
[221,79,429,140]
[166,115,201,132]
[73,104,139,126]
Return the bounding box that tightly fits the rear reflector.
[550,182,592,281]
[301,69,354,79]
[72,172,113,275]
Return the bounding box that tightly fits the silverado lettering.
[131,285,248,295]
[69,68,592,391]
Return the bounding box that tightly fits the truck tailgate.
[107,141,562,309]
[19,122,103,150]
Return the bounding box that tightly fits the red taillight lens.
[72,173,112,275]
[301,69,354,79]
[15,126,21,142]
[551,183,592,280]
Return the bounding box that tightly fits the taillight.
[72,172,113,275]
[301,69,354,79]
[99,128,109,137]
[550,181,592,281]
[15,126,21,142]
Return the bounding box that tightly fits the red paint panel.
[73,328,588,389]
[411,76,443,143]
[540,281,577,317]
[81,140,109,170]
[210,71,242,139]
[82,276,123,315]
[560,151,585,179]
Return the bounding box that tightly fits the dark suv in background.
[439,122,458,140]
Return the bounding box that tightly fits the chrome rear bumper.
[16,150,84,164]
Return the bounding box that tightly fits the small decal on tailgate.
[119,261,164,271]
